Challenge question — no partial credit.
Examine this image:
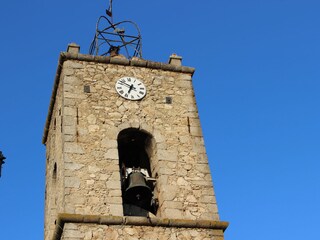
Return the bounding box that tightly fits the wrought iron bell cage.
[89,15,143,59]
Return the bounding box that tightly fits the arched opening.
[117,128,157,216]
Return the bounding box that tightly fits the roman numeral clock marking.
[115,77,147,100]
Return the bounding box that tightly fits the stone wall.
[61,223,224,240]
[44,51,224,239]
[44,75,64,239]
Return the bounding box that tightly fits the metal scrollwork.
[89,0,143,59]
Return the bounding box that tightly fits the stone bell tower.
[42,43,228,239]
[42,4,228,240]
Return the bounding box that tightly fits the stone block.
[88,196,100,204]
[88,125,100,132]
[64,134,76,142]
[63,98,77,107]
[64,92,86,99]
[104,149,119,159]
[105,126,119,140]
[189,117,201,127]
[206,203,219,213]
[67,43,80,54]
[190,126,203,137]
[86,179,95,185]
[65,177,80,188]
[131,120,140,128]
[156,165,174,175]
[64,107,77,116]
[177,177,189,186]
[65,162,84,171]
[153,130,165,143]
[162,200,183,209]
[178,74,192,81]
[64,60,84,69]
[178,135,190,144]
[197,153,209,164]
[157,150,178,162]
[109,189,122,197]
[64,125,77,135]
[108,204,123,216]
[84,231,93,240]
[176,168,188,176]
[106,180,121,189]
[192,180,213,187]
[194,145,206,154]
[63,76,78,84]
[64,115,76,126]
[124,227,139,236]
[160,185,178,201]
[62,229,84,238]
[64,142,84,154]
[109,172,121,180]
[63,68,75,76]
[102,160,119,171]
[88,165,100,173]
[63,83,76,92]
[101,139,118,149]
[176,80,192,88]
[104,229,120,239]
[107,197,122,204]
[199,195,216,203]
[182,95,195,105]
[186,195,197,203]
[68,195,86,205]
[195,164,211,174]
[87,114,96,124]
[163,208,183,219]
[156,175,168,186]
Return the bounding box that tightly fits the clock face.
[115,77,147,100]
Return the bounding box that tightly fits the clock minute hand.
[118,81,131,88]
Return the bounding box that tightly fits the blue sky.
[0,0,319,239]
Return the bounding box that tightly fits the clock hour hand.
[128,84,134,93]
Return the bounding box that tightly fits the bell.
[125,172,152,207]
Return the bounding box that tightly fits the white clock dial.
[115,77,147,100]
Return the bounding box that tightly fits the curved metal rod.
[90,15,143,58]
[105,18,134,57]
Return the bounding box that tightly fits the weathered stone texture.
[44,55,224,239]
[61,223,224,240]
[44,77,65,240]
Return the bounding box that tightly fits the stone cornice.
[42,52,195,144]
[52,213,228,240]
